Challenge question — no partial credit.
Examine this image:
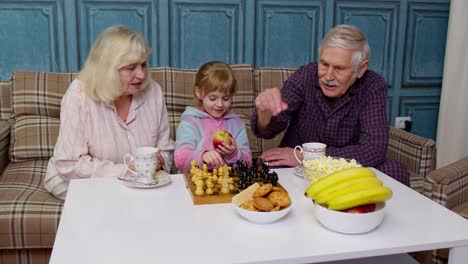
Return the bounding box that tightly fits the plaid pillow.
[0,121,10,172]
[0,81,12,121]
[12,72,75,118]
[9,116,60,162]
[253,68,296,151]
[254,67,296,93]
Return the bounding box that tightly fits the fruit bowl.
[313,202,385,234]
[232,183,292,224]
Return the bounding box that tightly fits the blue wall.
[0,0,450,140]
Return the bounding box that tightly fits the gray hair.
[319,24,370,71]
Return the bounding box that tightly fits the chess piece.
[195,179,205,195]
[221,176,230,194]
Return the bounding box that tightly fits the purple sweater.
[251,63,409,185]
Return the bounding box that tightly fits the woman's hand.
[126,164,137,176]
[202,150,226,168]
[216,140,237,157]
[157,151,165,171]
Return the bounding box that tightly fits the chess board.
[182,172,239,205]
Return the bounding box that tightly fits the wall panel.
[77,0,161,67]
[403,2,449,87]
[255,0,325,68]
[335,1,399,86]
[0,0,73,79]
[170,0,246,68]
[400,96,440,139]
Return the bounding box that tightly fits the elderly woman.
[45,25,171,199]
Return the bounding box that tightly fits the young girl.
[174,61,252,171]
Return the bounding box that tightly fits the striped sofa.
[0,66,437,263]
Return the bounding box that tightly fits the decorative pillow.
[254,67,296,93]
[12,72,76,118]
[10,115,60,162]
[0,81,12,121]
[253,68,296,151]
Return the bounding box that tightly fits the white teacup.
[294,142,326,164]
[124,147,159,178]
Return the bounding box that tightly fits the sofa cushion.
[0,81,12,121]
[10,116,60,162]
[452,202,468,219]
[387,127,436,192]
[11,72,75,118]
[253,68,296,151]
[0,249,51,264]
[424,157,468,210]
[0,160,63,250]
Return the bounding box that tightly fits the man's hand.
[255,88,288,116]
[255,88,288,130]
[216,140,237,157]
[202,150,226,168]
[260,147,300,167]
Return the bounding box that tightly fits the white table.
[50,168,468,264]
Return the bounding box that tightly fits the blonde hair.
[78,25,152,103]
[194,61,237,106]
[319,24,370,71]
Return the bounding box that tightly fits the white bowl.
[232,202,292,224]
[314,202,385,234]
[232,183,292,224]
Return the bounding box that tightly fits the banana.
[304,167,376,199]
[327,186,393,211]
[314,177,383,205]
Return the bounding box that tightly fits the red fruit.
[344,203,377,214]
[212,130,233,148]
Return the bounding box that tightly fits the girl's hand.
[216,139,237,157]
[202,150,226,168]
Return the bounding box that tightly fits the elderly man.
[251,24,409,185]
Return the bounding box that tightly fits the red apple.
[344,203,377,214]
[212,130,233,148]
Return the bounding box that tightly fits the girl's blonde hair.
[78,25,152,103]
[194,61,237,106]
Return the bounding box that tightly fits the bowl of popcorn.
[302,156,361,184]
[232,183,292,224]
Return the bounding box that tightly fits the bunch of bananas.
[304,167,393,211]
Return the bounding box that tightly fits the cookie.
[277,193,291,207]
[240,200,258,211]
[253,197,274,211]
[272,186,287,193]
[267,191,283,206]
[253,183,273,198]
[270,205,281,211]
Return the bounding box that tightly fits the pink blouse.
[45,79,171,199]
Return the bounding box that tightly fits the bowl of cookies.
[232,182,292,224]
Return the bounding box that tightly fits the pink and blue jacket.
[174,106,252,171]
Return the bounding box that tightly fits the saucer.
[118,170,171,189]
